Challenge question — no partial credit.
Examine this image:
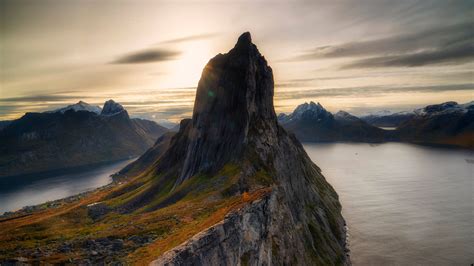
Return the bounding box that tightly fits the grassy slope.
[0,164,272,264]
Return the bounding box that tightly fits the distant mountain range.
[397,101,473,148]
[360,110,414,128]
[278,101,386,142]
[0,100,167,177]
[279,101,474,148]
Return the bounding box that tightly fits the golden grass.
[0,163,273,265]
[127,187,272,265]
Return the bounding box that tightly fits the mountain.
[0,33,349,265]
[0,120,12,131]
[122,33,348,264]
[49,100,102,114]
[396,101,474,148]
[0,100,167,177]
[361,110,415,128]
[279,101,386,142]
[154,119,179,129]
[101,99,126,116]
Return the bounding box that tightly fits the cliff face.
[176,32,276,185]
[126,32,350,265]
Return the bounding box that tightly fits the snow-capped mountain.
[361,110,415,128]
[50,101,102,114]
[279,101,333,124]
[414,101,472,116]
[397,101,473,148]
[334,110,360,123]
[279,100,473,148]
[362,101,473,128]
[279,102,385,142]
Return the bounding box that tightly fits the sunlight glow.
[165,41,214,88]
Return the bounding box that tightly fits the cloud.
[342,44,474,68]
[0,94,90,102]
[109,33,217,65]
[0,105,21,114]
[285,22,474,68]
[111,48,181,64]
[159,33,219,44]
[0,87,198,121]
[275,83,474,100]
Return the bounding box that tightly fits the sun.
[167,41,214,88]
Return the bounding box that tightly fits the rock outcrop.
[152,195,273,265]
[101,99,127,116]
[122,32,349,265]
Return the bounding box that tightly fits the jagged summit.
[48,100,129,117]
[101,99,126,116]
[294,101,329,118]
[51,100,102,114]
[279,101,333,124]
[235,31,252,47]
[177,31,276,184]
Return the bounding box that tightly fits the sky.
[1,0,473,123]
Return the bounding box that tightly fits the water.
[0,159,135,214]
[304,143,473,265]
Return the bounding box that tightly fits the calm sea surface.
[0,159,135,214]
[0,144,472,264]
[304,143,473,266]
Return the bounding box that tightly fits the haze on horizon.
[1,0,473,123]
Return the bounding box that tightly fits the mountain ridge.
[280,100,473,148]
[279,101,386,142]
[0,100,167,178]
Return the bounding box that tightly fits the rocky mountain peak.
[51,101,102,114]
[101,99,127,116]
[235,31,252,47]
[290,101,333,122]
[113,33,348,265]
[177,31,276,184]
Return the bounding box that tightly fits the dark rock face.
[133,33,349,265]
[0,101,167,177]
[178,32,276,185]
[152,196,273,265]
[101,99,126,116]
[280,101,386,142]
